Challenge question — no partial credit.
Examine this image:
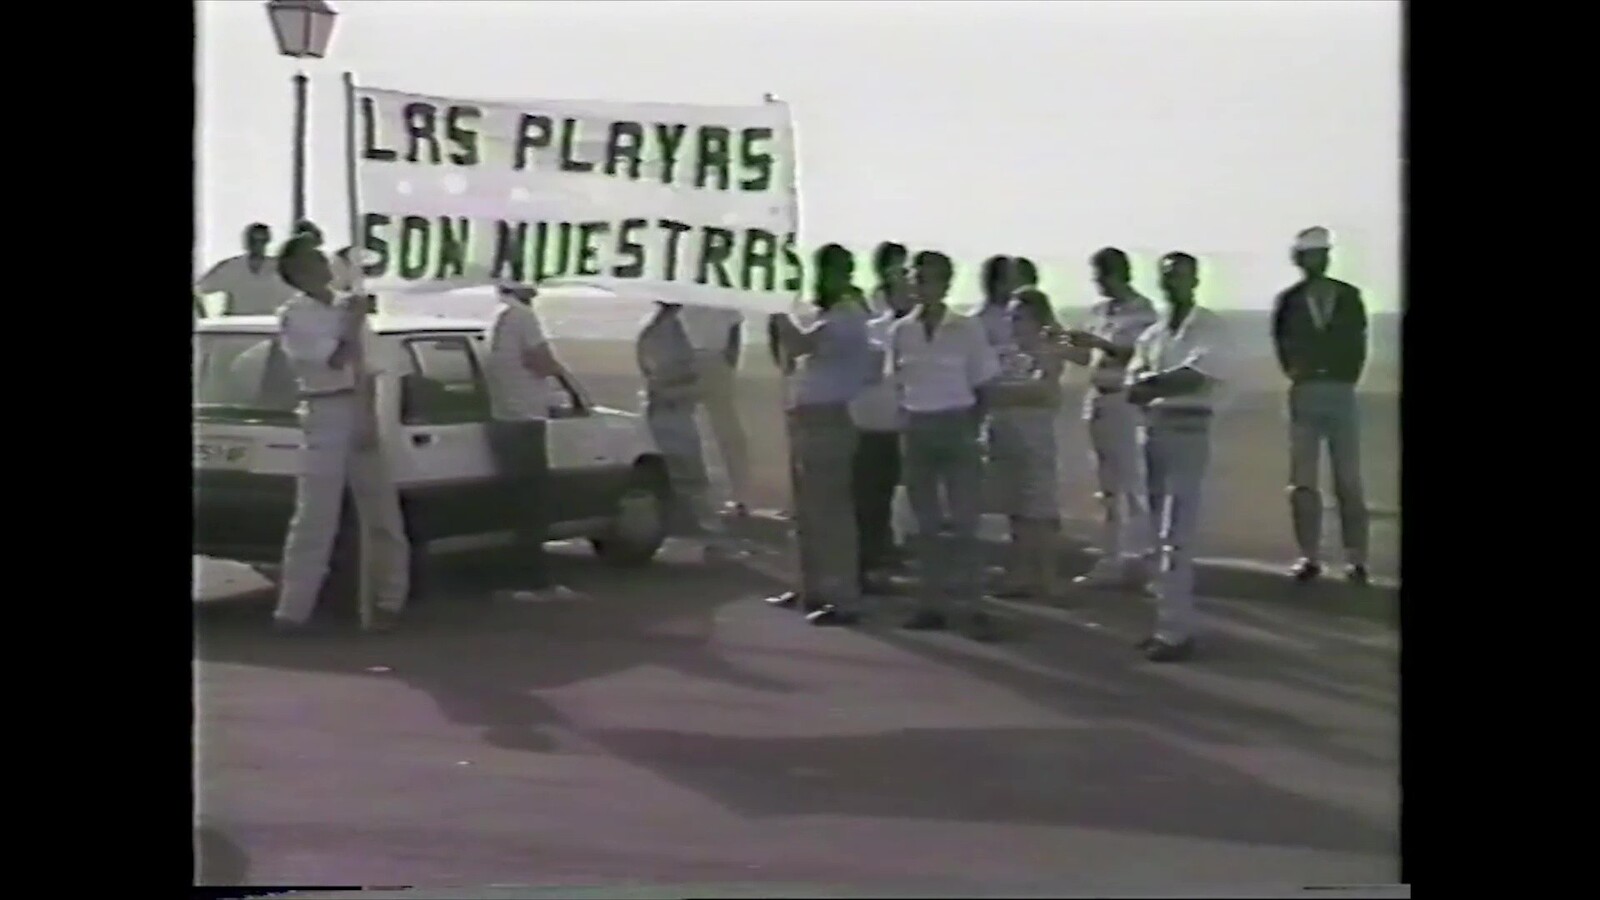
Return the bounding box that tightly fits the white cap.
[1293,227,1333,252]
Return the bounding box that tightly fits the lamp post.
[265,0,338,229]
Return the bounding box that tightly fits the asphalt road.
[193,535,1400,893]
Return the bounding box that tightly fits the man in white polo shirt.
[678,304,753,517]
[890,250,1003,640]
[195,223,293,317]
[1126,252,1232,662]
[484,282,573,600]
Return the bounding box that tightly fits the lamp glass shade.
[267,0,337,59]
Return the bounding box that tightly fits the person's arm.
[768,312,825,357]
[967,320,1003,415]
[1347,285,1369,382]
[1133,317,1228,401]
[1271,289,1295,379]
[518,306,563,377]
[195,259,233,295]
[723,320,742,369]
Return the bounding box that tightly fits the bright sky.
[196,0,1402,310]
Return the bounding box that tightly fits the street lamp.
[265,0,338,228]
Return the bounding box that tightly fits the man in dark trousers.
[851,242,917,587]
[1271,227,1371,586]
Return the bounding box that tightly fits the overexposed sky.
[196,0,1402,310]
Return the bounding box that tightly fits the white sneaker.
[495,585,583,603]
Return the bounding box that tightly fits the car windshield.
[193,332,300,423]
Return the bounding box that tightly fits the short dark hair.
[872,241,908,276]
[1012,256,1038,287]
[244,222,270,240]
[913,250,952,281]
[812,243,856,308]
[1013,288,1055,325]
[1161,251,1198,270]
[980,255,1011,295]
[1091,247,1131,281]
[276,234,322,290]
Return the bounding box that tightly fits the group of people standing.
[746,227,1370,663]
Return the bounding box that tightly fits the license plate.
[194,439,254,469]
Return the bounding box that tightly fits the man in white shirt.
[850,244,916,586]
[677,304,753,517]
[1062,247,1161,589]
[273,235,409,633]
[484,283,572,598]
[890,251,1003,640]
[1125,252,1231,662]
[194,223,294,316]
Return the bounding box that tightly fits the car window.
[401,335,490,425]
[193,333,299,423]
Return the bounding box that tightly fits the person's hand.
[1063,329,1100,349]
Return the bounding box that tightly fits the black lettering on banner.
[604,121,645,180]
[738,127,774,191]
[402,102,442,164]
[398,215,433,279]
[614,218,647,278]
[654,123,688,185]
[360,99,397,162]
[492,221,528,282]
[657,219,692,281]
[780,232,804,292]
[697,226,735,287]
[693,126,732,191]
[360,213,392,275]
[741,229,778,292]
[558,118,594,173]
[436,217,470,279]
[575,221,610,276]
[514,115,553,171]
[445,105,482,166]
[531,222,574,279]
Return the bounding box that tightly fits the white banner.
[349,85,801,313]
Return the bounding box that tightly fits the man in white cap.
[1271,227,1371,586]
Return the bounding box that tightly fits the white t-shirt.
[485,300,552,421]
[196,255,295,316]
[889,309,1002,413]
[677,305,743,356]
[1128,306,1233,412]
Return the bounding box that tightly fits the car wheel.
[591,479,668,567]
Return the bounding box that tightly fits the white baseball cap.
[1293,227,1333,252]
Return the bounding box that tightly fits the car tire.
[591,474,668,567]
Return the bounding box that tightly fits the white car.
[193,314,671,604]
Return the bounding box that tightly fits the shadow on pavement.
[196,550,794,755]
[584,723,1395,856]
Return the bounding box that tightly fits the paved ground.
[194,533,1399,892]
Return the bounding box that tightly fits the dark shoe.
[1290,558,1323,583]
[902,610,948,631]
[962,610,1003,642]
[805,605,860,627]
[1345,564,1371,587]
[1135,634,1158,651]
[1144,637,1196,663]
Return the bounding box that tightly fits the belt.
[299,388,356,399]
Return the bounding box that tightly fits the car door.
[395,333,502,540]
[545,372,624,522]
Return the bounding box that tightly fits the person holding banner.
[637,301,733,562]
[891,251,1003,640]
[194,223,293,317]
[271,235,410,633]
[765,244,874,627]
[678,305,754,518]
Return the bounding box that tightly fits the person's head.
[813,243,857,309]
[980,254,1012,302]
[1012,256,1039,290]
[1159,252,1199,305]
[912,250,954,306]
[1090,246,1132,298]
[243,222,271,256]
[294,219,325,249]
[276,233,333,297]
[873,241,909,286]
[497,283,537,306]
[1291,227,1332,278]
[1013,288,1058,329]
